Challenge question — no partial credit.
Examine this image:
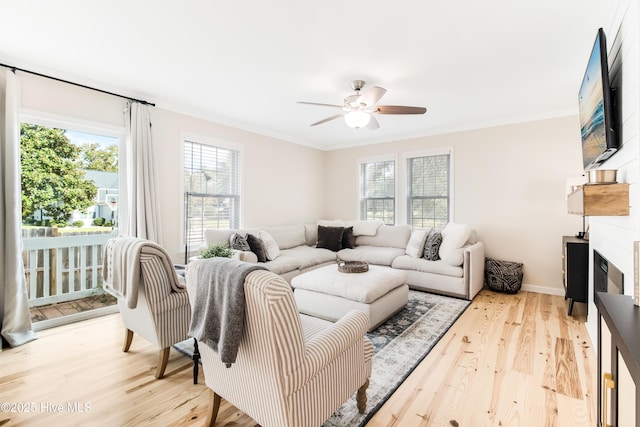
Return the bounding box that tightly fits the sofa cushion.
[423,228,442,261]
[392,255,464,277]
[355,225,412,249]
[343,220,384,236]
[204,229,235,246]
[304,224,318,246]
[317,219,344,227]
[280,246,337,269]
[317,225,344,252]
[263,255,301,275]
[338,246,406,266]
[263,225,306,250]
[259,230,280,260]
[439,223,472,266]
[342,226,356,249]
[405,229,428,258]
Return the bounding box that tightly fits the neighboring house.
[70,169,118,226]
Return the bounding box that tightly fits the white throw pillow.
[438,223,472,266]
[258,230,280,261]
[405,229,428,258]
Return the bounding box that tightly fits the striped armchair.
[185,261,373,427]
[103,237,191,379]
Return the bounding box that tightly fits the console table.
[562,236,588,315]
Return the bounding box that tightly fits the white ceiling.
[0,1,610,150]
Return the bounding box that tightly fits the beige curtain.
[0,69,36,348]
[123,101,162,244]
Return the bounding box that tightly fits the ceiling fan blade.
[375,105,427,115]
[298,101,343,109]
[310,113,344,126]
[358,86,386,106]
[367,115,380,130]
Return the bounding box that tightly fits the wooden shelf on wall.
[567,183,629,216]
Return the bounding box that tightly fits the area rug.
[174,290,470,426]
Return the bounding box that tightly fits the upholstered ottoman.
[291,264,408,331]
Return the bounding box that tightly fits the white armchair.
[186,259,373,427]
[103,237,191,379]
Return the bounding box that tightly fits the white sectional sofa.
[203,220,485,300]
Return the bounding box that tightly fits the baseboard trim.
[520,284,565,296]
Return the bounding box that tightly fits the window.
[407,153,450,229]
[184,139,241,251]
[359,159,396,225]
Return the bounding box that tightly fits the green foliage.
[104,220,113,227]
[72,220,84,228]
[200,244,233,259]
[20,124,98,223]
[93,217,105,226]
[77,143,118,172]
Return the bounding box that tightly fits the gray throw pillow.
[341,226,356,249]
[229,233,250,251]
[246,233,267,262]
[423,228,442,261]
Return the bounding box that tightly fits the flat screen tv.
[578,28,618,171]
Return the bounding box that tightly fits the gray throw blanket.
[188,258,266,367]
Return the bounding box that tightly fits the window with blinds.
[407,153,450,229]
[184,140,240,250]
[359,159,396,225]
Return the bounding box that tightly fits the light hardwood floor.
[0,289,596,426]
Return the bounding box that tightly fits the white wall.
[323,116,584,293]
[18,73,326,262]
[586,0,640,344]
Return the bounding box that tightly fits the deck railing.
[22,229,115,307]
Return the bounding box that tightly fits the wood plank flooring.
[0,289,595,426]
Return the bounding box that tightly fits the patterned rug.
[174,290,470,426]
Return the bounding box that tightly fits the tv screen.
[578,28,617,171]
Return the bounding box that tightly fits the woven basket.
[484,258,523,294]
[338,261,369,273]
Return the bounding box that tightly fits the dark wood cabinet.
[598,293,639,426]
[562,236,588,315]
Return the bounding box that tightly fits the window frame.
[402,148,454,229]
[357,155,398,225]
[182,133,244,255]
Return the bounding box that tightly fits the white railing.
[22,232,115,307]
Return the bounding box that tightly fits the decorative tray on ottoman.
[338,261,369,273]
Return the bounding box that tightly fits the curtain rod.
[0,62,155,107]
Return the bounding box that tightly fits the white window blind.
[359,159,395,225]
[184,140,240,250]
[407,153,450,229]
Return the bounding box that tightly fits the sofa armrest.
[464,241,485,300]
[232,250,258,263]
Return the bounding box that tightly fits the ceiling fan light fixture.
[344,110,371,129]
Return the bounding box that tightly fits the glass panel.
[408,154,450,228]
[20,123,121,323]
[360,160,395,224]
[184,141,240,250]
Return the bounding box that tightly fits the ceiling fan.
[298,80,427,129]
